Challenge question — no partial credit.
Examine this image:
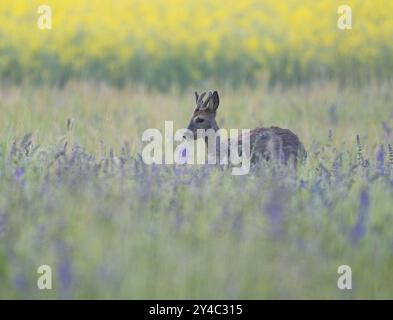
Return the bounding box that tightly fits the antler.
[196,91,213,110]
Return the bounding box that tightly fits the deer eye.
[195,118,205,123]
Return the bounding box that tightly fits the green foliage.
[0,82,393,299]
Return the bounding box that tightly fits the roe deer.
[183,90,306,167]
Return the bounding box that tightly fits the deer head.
[183,90,220,140]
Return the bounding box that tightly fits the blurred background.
[1,0,393,300]
[1,0,392,89]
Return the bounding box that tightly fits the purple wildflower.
[176,146,188,165]
[59,256,72,295]
[264,191,284,236]
[376,145,384,174]
[14,167,25,181]
[181,148,187,158]
[151,164,160,175]
[140,178,152,201]
[382,122,391,136]
[55,241,73,298]
[13,273,28,291]
[350,188,370,244]
[299,179,308,189]
[311,179,321,195]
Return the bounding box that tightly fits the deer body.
[185,90,306,167]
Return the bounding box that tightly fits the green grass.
[0,81,393,299]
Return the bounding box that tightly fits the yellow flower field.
[0,0,392,87]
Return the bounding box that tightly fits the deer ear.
[195,91,199,104]
[211,90,219,111]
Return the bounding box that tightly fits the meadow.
[1,0,393,300]
[1,81,393,299]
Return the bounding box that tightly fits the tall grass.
[0,82,393,298]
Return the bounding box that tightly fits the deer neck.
[204,127,229,161]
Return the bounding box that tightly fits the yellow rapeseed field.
[0,0,392,86]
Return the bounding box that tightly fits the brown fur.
[239,126,306,166]
[185,90,306,167]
